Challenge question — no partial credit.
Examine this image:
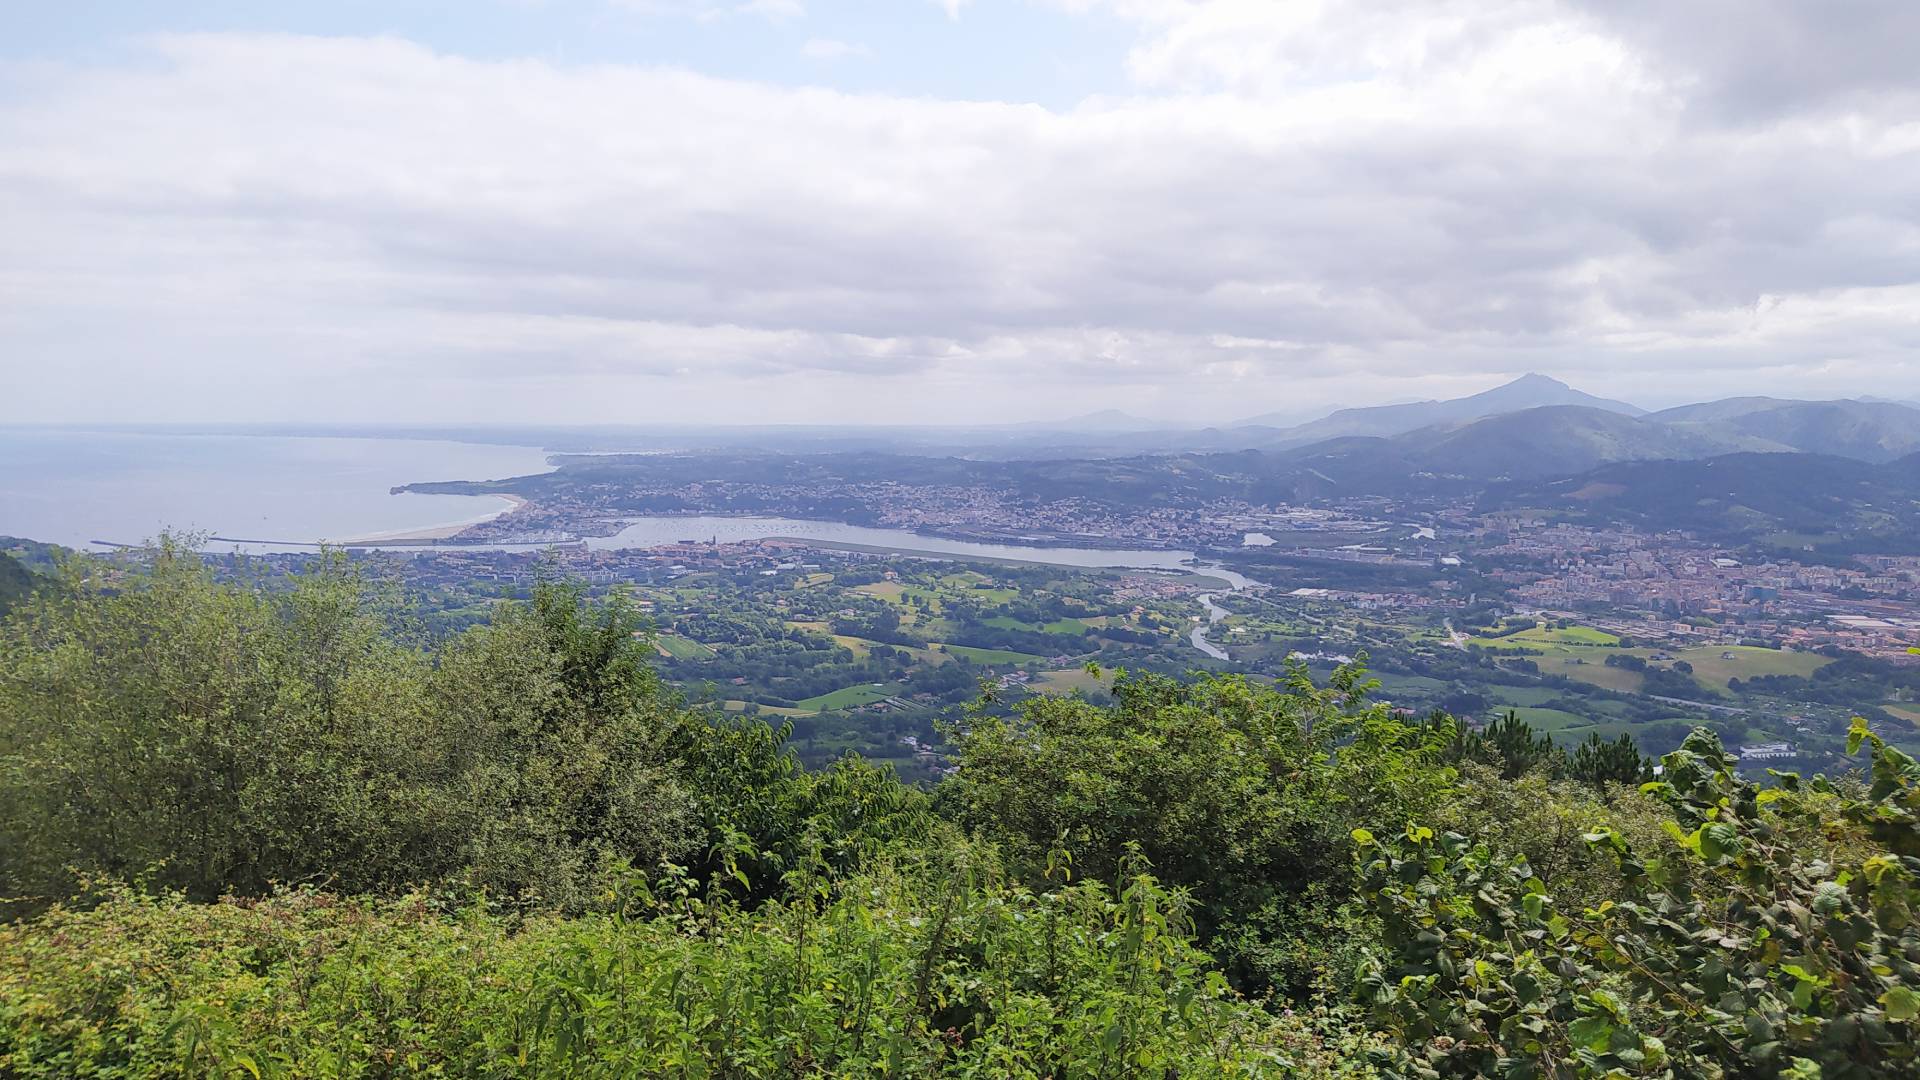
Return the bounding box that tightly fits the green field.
[937,644,1046,665]
[1487,685,1565,707]
[1555,660,1645,694]
[1468,622,1621,651]
[828,634,873,658]
[1031,667,1116,696]
[1553,720,1646,743]
[720,699,816,718]
[1372,672,1448,695]
[653,633,716,660]
[1669,645,1831,690]
[795,683,898,711]
[853,582,906,601]
[1487,706,1591,732]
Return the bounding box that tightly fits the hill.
[0,552,35,615]
[1391,405,1756,480]
[1653,398,1920,463]
[1253,405,1757,488]
[4,550,1917,1077]
[1486,451,1920,544]
[1237,373,1645,442]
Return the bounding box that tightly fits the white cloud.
[801,37,871,61]
[737,0,805,21]
[610,0,803,22]
[4,3,1920,424]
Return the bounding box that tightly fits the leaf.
[231,1057,263,1080]
[1883,986,1919,1023]
[1351,828,1375,846]
[1567,1014,1613,1050]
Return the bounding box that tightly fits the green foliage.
[948,660,1456,995]
[0,540,699,913]
[1441,711,1651,793]
[1566,733,1651,791]
[1447,710,1562,782]
[0,551,35,616]
[9,539,1915,1076]
[0,852,1364,1078]
[672,711,935,900]
[1355,724,1920,1078]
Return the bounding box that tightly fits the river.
[0,429,1263,599]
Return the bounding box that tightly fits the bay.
[0,428,553,550]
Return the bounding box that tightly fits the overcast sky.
[4,1,1918,426]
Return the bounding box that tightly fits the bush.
[1354,723,1920,1078]
[0,852,1366,1078]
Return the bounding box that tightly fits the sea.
[0,429,1251,585]
[0,428,553,550]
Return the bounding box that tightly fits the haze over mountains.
[1232,372,1646,444]
[1136,375,1920,471]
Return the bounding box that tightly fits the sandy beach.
[338,495,526,544]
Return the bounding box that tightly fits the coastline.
[337,495,526,544]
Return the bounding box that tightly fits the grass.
[795,683,899,711]
[653,633,715,660]
[1555,661,1645,694]
[900,645,951,666]
[720,699,817,718]
[985,615,1091,635]
[1488,706,1591,733]
[1487,686,1564,707]
[828,634,872,659]
[1468,622,1621,651]
[937,644,1046,665]
[1031,668,1116,696]
[1670,645,1831,690]
[853,582,905,601]
[1553,720,1646,744]
[1372,672,1448,695]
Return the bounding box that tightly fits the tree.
[1356,723,1920,1078]
[1566,731,1651,791]
[0,542,700,913]
[1445,710,1562,781]
[948,661,1455,993]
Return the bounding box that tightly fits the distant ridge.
[1016,408,1160,433]
[1235,373,1646,445]
[1485,451,1920,545]
[1653,398,1920,463]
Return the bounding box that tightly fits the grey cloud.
[2,13,1919,425]
[1565,0,1920,121]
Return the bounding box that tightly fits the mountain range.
[1484,452,1920,548]
[1232,372,1646,444]
[1196,378,1920,543]
[1232,377,1920,479]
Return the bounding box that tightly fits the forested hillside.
[2,544,1917,1077]
[0,552,34,615]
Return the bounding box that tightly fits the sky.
[3,0,1919,427]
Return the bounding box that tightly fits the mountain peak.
[1505,372,1568,389]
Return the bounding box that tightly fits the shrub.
[0,853,1366,1078]
[1354,723,1920,1078]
